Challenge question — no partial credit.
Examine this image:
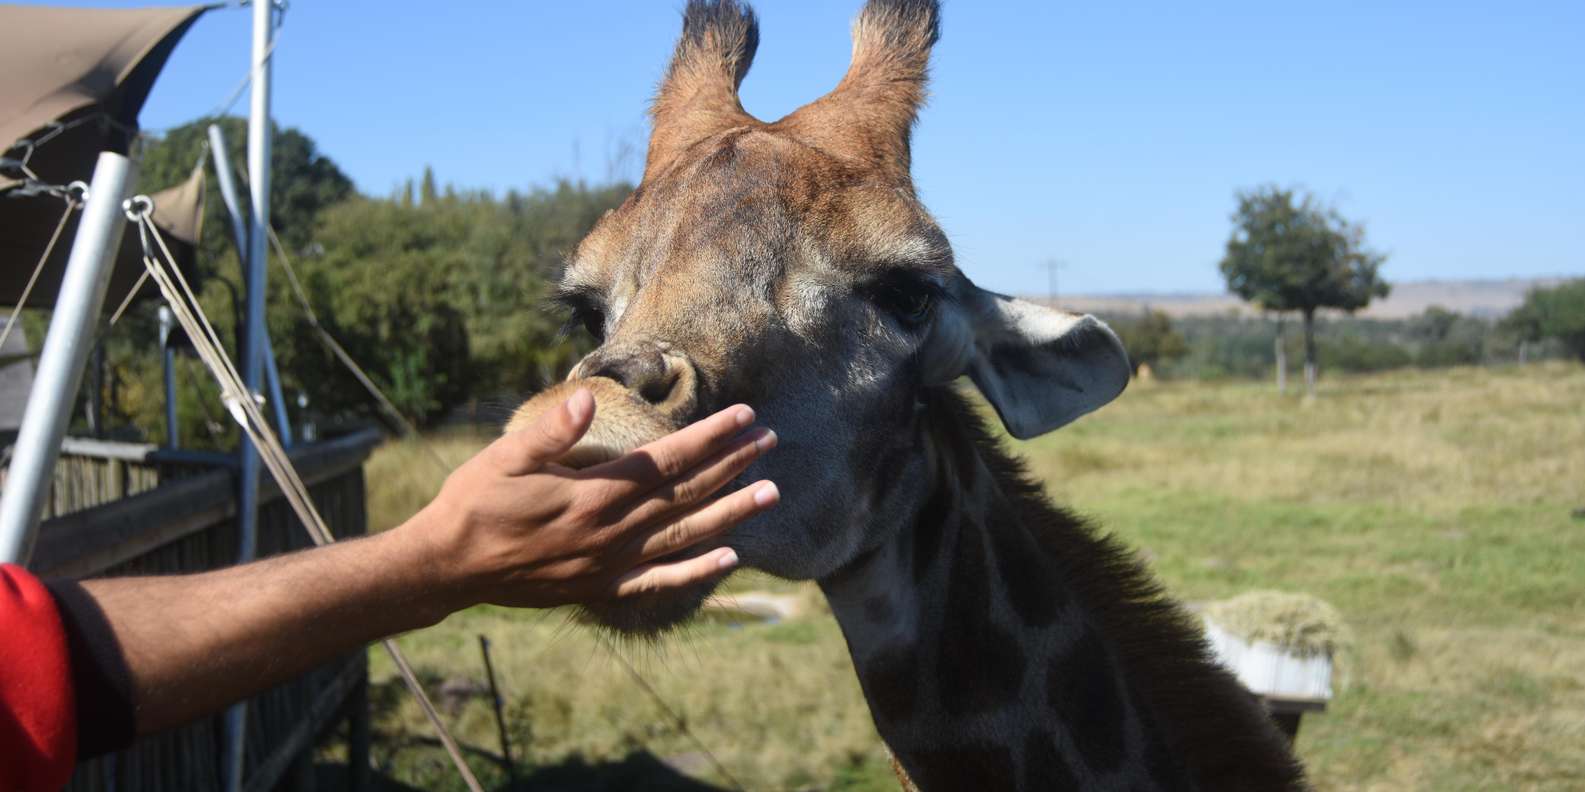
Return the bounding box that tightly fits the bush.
[1501,279,1585,363]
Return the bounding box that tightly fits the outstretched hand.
[408,388,778,610]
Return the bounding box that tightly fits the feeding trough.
[1200,590,1346,739]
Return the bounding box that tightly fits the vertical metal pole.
[222,1,274,788]
[206,123,250,269]
[208,123,291,445]
[0,151,135,564]
[347,674,371,792]
[264,335,292,446]
[159,306,179,448]
[86,342,105,437]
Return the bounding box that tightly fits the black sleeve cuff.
[44,579,137,759]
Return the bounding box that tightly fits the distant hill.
[1042,276,1574,320]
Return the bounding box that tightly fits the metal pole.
[264,335,292,446]
[206,123,250,267]
[478,635,515,782]
[0,151,135,564]
[222,0,274,787]
[208,123,291,445]
[160,306,179,448]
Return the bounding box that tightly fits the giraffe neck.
[817,390,1305,791]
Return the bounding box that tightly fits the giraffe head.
[514,0,1129,633]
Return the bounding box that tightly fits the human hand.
[406,388,778,610]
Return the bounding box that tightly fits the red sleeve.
[1,563,77,791]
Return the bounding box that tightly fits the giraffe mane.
[925,388,1308,790]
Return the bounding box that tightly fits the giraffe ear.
[956,288,1131,440]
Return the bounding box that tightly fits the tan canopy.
[1,3,209,311]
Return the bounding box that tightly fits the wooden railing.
[21,430,382,792]
[0,437,232,522]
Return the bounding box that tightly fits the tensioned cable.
[129,199,485,792]
[0,192,81,354]
[233,173,749,788]
[4,115,134,186]
[595,634,746,790]
[265,212,758,790]
[264,224,453,470]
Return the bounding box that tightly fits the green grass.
[351,363,1585,790]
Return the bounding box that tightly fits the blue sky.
[61,0,1585,295]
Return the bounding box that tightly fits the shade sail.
[0,3,209,311]
[1,4,207,188]
[1,153,205,312]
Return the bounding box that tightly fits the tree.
[1111,309,1188,376]
[420,165,439,206]
[1501,279,1585,363]
[1219,186,1389,395]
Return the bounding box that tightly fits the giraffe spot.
[1140,712,1192,790]
[985,520,1065,628]
[860,644,919,725]
[903,745,1016,791]
[911,481,953,584]
[864,594,894,624]
[933,406,981,491]
[939,522,1027,717]
[866,441,912,512]
[1048,629,1129,772]
[1024,728,1082,789]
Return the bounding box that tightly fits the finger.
[609,547,740,598]
[628,481,778,562]
[582,403,757,502]
[613,429,776,535]
[490,388,595,475]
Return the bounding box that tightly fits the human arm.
[48,389,777,744]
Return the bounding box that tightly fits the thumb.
[493,388,595,475]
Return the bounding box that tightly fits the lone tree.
[1219,186,1389,394]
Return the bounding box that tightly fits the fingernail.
[568,388,593,424]
[754,429,777,453]
[717,549,740,570]
[753,481,779,507]
[735,405,755,427]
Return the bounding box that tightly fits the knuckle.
[567,487,611,524]
[666,478,700,506]
[659,518,694,550]
[651,446,688,476]
[621,573,659,597]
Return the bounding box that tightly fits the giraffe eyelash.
[553,287,607,341]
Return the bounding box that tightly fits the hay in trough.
[1204,590,1350,657]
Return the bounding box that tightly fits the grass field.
[345,363,1585,791]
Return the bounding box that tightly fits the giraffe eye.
[554,288,607,342]
[893,290,933,324]
[871,274,938,329]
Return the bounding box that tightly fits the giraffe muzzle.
[504,377,679,469]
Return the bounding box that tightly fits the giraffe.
[507,0,1307,788]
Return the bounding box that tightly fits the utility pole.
[1037,258,1067,305]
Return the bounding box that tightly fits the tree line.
[77,118,616,447]
[1110,303,1579,383]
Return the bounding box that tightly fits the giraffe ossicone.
[510,1,1308,788]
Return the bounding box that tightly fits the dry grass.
[354,362,1585,790]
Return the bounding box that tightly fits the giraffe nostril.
[585,350,679,407]
[635,368,678,405]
